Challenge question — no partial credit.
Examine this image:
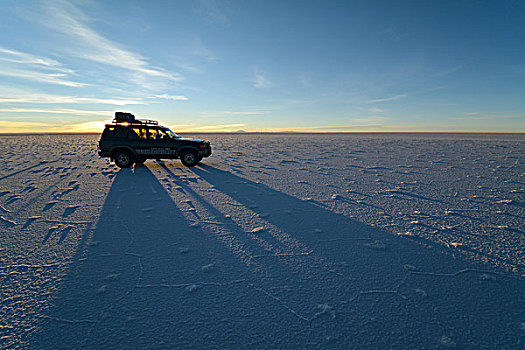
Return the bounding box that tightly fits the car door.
[147,127,177,158]
[128,126,149,156]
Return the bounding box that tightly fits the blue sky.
[0,0,524,132]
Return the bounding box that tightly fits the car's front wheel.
[114,149,134,168]
[180,150,200,167]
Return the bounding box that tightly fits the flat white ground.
[0,133,523,349]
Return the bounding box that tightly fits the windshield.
[162,128,179,139]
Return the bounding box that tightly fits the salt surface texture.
[0,133,523,349]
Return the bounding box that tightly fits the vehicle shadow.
[189,164,524,349]
[27,164,524,349]
[28,166,299,349]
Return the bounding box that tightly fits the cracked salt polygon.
[316,303,335,319]
[250,227,265,234]
[496,199,512,204]
[185,284,199,292]
[104,273,120,281]
[201,263,214,272]
[0,216,17,227]
[397,231,413,236]
[403,264,417,271]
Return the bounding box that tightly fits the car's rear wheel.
[114,149,134,168]
[180,150,199,167]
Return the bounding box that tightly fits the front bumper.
[198,145,212,157]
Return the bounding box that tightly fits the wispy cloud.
[40,0,182,90]
[220,111,265,115]
[189,123,245,131]
[0,120,59,133]
[69,120,110,132]
[171,57,203,74]
[154,94,188,101]
[267,125,388,132]
[450,113,525,121]
[201,110,265,116]
[370,107,384,113]
[0,48,64,69]
[0,87,187,107]
[0,108,112,116]
[172,123,247,132]
[0,48,86,87]
[253,68,271,88]
[0,92,144,106]
[0,119,110,133]
[351,116,389,123]
[0,69,87,87]
[365,94,408,104]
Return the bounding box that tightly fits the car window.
[157,129,169,139]
[162,128,179,138]
[104,126,128,138]
[129,127,147,139]
[148,128,159,140]
[148,128,170,140]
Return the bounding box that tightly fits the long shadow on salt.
[29,166,339,348]
[29,165,524,349]
[190,164,524,349]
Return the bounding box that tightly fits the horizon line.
[1,131,524,136]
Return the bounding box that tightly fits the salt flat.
[0,133,523,349]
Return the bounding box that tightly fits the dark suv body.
[98,114,211,168]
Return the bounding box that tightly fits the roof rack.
[111,119,159,126]
[112,112,158,126]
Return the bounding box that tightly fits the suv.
[98,112,211,168]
